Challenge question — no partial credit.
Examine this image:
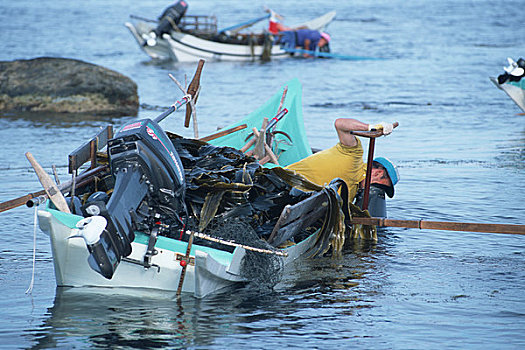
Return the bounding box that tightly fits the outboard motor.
[355,184,387,218]
[78,118,186,279]
[153,1,189,37]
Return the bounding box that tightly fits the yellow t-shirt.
[285,139,366,200]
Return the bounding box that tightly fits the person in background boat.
[286,118,399,206]
[267,13,330,58]
[497,57,525,84]
[145,0,189,46]
[277,28,331,58]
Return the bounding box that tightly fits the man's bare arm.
[334,118,370,147]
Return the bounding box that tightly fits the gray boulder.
[0,57,138,116]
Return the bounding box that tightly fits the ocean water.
[0,0,524,349]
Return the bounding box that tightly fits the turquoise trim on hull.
[509,79,525,90]
[133,232,234,265]
[48,208,84,228]
[46,208,234,265]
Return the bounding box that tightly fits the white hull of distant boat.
[162,32,288,62]
[490,77,525,112]
[125,11,336,62]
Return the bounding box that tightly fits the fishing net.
[197,216,283,290]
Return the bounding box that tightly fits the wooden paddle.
[185,59,205,128]
[351,217,525,235]
[25,152,71,214]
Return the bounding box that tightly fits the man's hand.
[368,122,394,135]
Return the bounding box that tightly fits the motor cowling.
[82,118,186,279]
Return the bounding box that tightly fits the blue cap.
[373,157,399,198]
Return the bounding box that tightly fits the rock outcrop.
[0,57,138,116]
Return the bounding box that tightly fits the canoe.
[125,11,336,62]
[36,78,346,298]
[490,77,525,113]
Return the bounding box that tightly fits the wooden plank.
[68,125,113,173]
[199,124,247,142]
[268,191,329,247]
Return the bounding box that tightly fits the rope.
[184,230,288,256]
[25,205,38,294]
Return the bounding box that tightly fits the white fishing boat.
[35,75,349,299]
[125,8,336,62]
[490,77,525,112]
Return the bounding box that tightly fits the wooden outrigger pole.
[351,217,525,236]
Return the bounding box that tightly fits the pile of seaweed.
[87,134,351,288]
[170,135,315,241]
[170,135,327,288]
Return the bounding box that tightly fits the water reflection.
[24,239,385,348]
[26,288,230,349]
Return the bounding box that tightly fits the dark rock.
[0,57,139,116]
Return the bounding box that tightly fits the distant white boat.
[490,57,525,113]
[490,77,525,113]
[125,11,336,62]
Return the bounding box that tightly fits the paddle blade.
[25,152,71,213]
[185,59,205,128]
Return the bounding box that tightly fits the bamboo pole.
[176,231,194,296]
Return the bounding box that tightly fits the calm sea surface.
[0,0,524,349]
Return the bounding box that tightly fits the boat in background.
[490,77,525,112]
[125,3,336,62]
[35,74,347,299]
[490,57,525,113]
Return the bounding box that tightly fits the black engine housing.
[85,118,186,279]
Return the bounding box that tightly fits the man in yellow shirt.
[286,118,399,203]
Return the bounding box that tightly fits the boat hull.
[490,77,525,112]
[38,209,243,297]
[163,32,288,62]
[126,11,336,62]
[125,21,172,60]
[38,208,319,298]
[37,79,319,298]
